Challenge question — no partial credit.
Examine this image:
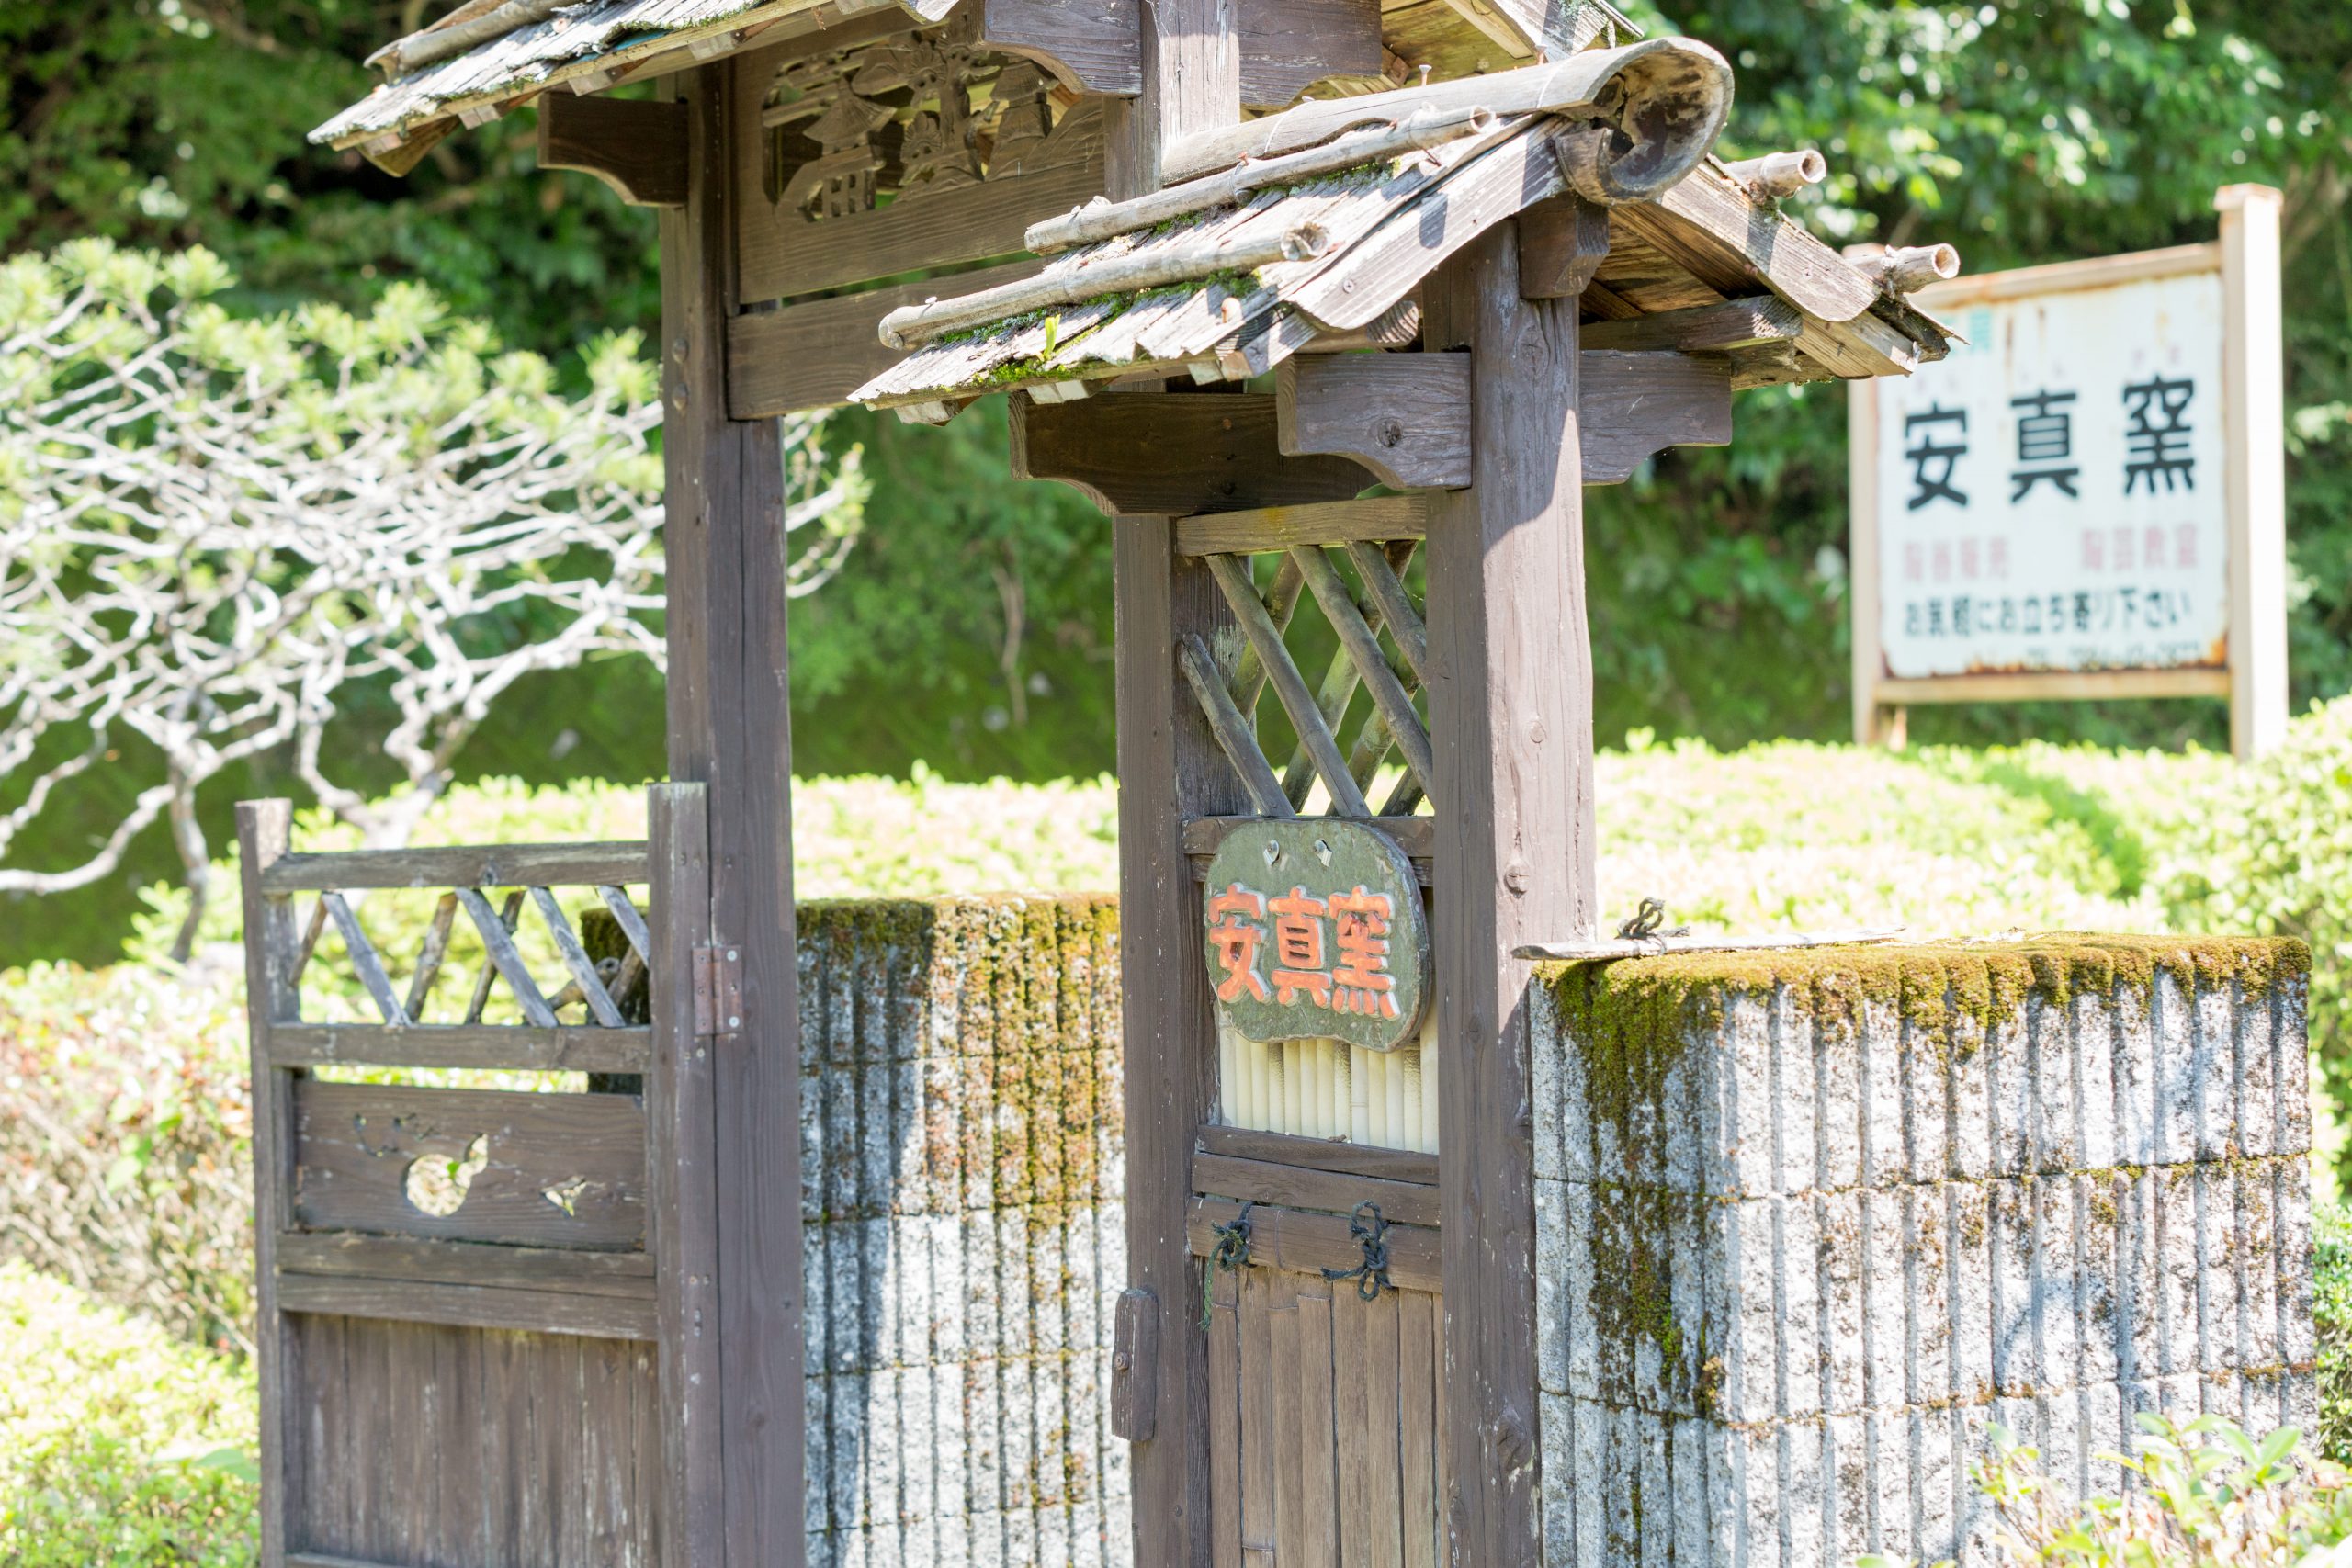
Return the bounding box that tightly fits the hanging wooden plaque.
[1202,818,1430,1052]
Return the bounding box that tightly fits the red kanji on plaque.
[1328,886,1399,1018]
[1206,883,1271,1002]
[1201,820,1429,1052]
[1268,886,1333,1008]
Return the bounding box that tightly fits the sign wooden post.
[2218,184,2290,759]
[1849,185,2289,758]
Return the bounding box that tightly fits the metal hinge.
[691,943,745,1037]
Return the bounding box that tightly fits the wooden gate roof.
[311,0,1645,166]
[847,49,1959,420]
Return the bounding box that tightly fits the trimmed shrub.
[0,1262,257,1567]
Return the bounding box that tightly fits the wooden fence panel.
[291,1081,648,1250]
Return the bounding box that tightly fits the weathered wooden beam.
[1173,494,1431,556]
[261,840,649,892]
[1579,349,1734,482]
[269,1022,651,1074]
[1275,354,1471,490]
[1193,1122,1441,1186]
[1010,392,1373,516]
[727,258,1047,417]
[978,0,1383,106]
[662,55,804,1568]
[1518,194,1611,299]
[1423,220,1591,1568]
[1614,156,1881,323]
[535,93,687,208]
[1161,37,1730,185]
[1578,295,1804,354]
[1193,1151,1443,1227]
[276,1271,659,1342]
[1106,6,1241,1557]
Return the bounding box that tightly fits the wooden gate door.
[237,785,717,1568]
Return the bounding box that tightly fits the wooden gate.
[236,785,715,1568]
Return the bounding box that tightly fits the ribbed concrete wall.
[797,897,1130,1568]
[1531,938,2315,1568]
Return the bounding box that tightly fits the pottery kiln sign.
[1202,818,1429,1053]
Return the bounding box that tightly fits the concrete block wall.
[797,897,1131,1568]
[1531,937,2316,1568]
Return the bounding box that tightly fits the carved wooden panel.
[737,24,1106,302]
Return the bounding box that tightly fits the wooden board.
[277,1272,659,1341]
[1012,392,1374,516]
[1193,1122,1440,1186]
[738,98,1106,303]
[270,1023,650,1074]
[1193,1151,1441,1228]
[237,803,303,1566]
[276,1232,654,1294]
[1174,495,1433,556]
[262,841,647,893]
[1578,348,1734,483]
[536,93,687,208]
[284,1316,662,1566]
[978,0,1383,105]
[292,1081,647,1249]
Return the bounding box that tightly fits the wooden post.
[1423,223,1595,1568]
[1846,376,1897,746]
[659,57,806,1568]
[1107,4,1240,1563]
[237,800,302,1568]
[648,783,720,1568]
[2217,183,2289,761]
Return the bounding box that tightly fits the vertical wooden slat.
[235,800,301,1566]
[1270,1291,1308,1566]
[1108,6,1240,1562]
[662,49,808,1568]
[1238,1270,1279,1563]
[1424,220,1594,1568]
[1363,1290,1406,1568]
[547,1334,588,1568]
[1398,1291,1441,1568]
[1295,1283,1340,1568]
[650,784,720,1568]
[434,1322,486,1568]
[1209,1267,1244,1568]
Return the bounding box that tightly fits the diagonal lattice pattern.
[1185,538,1430,818]
[296,879,650,1030]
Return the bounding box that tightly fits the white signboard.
[1872,269,2226,678]
[1848,185,2288,759]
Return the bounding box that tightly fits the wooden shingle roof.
[847,47,1959,421]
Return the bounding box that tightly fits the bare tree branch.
[0,241,866,956]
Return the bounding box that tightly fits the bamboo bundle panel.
[1220,1015,1440,1154]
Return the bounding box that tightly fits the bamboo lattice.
[1186,536,1439,1151]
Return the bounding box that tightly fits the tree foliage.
[0,0,2345,960]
